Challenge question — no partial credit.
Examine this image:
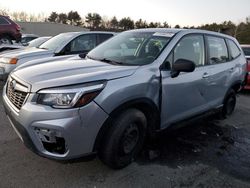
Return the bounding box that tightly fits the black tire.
[99,108,147,169]
[222,89,236,118]
[0,35,12,45]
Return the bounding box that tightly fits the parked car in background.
[27,36,51,47]
[13,53,80,72]
[241,45,250,89]
[0,36,51,53]
[3,29,246,169]
[0,15,21,44]
[0,31,115,81]
[19,34,39,46]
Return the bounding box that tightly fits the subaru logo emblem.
[10,80,17,91]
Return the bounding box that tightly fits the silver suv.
[2,29,246,169]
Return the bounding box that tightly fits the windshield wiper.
[99,58,125,65]
[87,55,125,65]
[39,47,48,50]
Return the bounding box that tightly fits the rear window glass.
[207,36,229,64]
[0,17,10,25]
[242,47,250,56]
[227,39,241,59]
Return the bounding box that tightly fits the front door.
[160,34,211,128]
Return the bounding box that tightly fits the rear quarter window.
[227,39,241,59]
[0,17,10,25]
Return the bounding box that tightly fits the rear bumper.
[14,33,22,43]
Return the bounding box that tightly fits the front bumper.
[2,84,109,160]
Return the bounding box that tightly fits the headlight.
[0,57,18,64]
[37,82,105,109]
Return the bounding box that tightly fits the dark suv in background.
[0,15,21,44]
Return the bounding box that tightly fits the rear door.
[203,35,237,107]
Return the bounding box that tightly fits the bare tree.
[0,7,9,16]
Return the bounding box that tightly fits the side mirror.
[171,59,195,78]
[79,52,87,59]
[22,42,28,46]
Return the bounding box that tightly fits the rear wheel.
[0,36,12,45]
[222,89,236,118]
[99,108,147,169]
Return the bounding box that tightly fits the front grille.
[6,79,28,110]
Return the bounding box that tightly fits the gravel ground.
[0,81,250,188]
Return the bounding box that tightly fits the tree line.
[1,7,250,44]
[47,11,170,30]
[47,11,250,44]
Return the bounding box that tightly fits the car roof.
[128,28,184,34]
[22,34,39,38]
[0,15,9,18]
[59,31,116,36]
[126,28,237,40]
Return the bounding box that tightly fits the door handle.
[202,72,210,78]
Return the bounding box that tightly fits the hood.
[15,55,77,71]
[13,59,139,92]
[0,47,53,59]
[0,45,24,53]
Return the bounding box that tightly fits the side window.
[207,36,229,64]
[21,37,36,43]
[97,34,113,44]
[0,17,10,25]
[69,34,96,53]
[173,35,205,67]
[227,39,241,59]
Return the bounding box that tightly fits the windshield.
[87,31,172,65]
[39,33,75,51]
[28,37,51,47]
[242,47,250,56]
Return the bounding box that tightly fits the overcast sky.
[0,0,249,26]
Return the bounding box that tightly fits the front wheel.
[222,89,236,118]
[99,108,147,169]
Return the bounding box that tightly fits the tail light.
[15,24,21,31]
[247,58,250,71]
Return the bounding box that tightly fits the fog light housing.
[34,128,67,154]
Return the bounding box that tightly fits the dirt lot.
[0,82,250,188]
